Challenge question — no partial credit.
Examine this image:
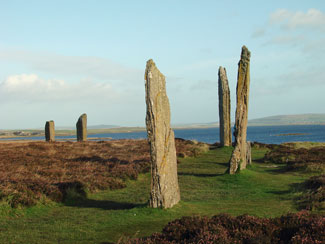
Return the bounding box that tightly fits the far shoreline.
[0,124,324,141]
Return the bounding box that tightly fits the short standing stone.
[145,59,180,209]
[45,120,55,142]
[218,66,232,147]
[229,46,251,174]
[76,113,87,142]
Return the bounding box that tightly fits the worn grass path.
[0,146,314,243]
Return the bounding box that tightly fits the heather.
[298,175,325,211]
[0,139,206,207]
[261,143,325,211]
[129,211,325,244]
[262,143,325,173]
[0,140,323,243]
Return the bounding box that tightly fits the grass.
[0,143,320,243]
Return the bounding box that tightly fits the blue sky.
[0,0,324,129]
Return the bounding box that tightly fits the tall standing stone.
[76,113,87,142]
[145,59,180,208]
[229,46,251,174]
[45,120,55,142]
[218,66,232,147]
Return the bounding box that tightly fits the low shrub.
[128,212,325,244]
[298,175,325,211]
[175,138,210,158]
[0,139,201,207]
[263,145,325,173]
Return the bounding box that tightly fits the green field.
[0,146,319,243]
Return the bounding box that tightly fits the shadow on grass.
[253,158,266,163]
[267,189,291,195]
[267,182,304,205]
[65,198,145,210]
[217,162,230,168]
[263,165,289,174]
[178,172,224,177]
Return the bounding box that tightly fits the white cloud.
[0,49,143,84]
[2,74,65,92]
[0,74,118,103]
[270,8,325,31]
[253,8,325,43]
[253,8,325,57]
[0,49,146,128]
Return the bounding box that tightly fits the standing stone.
[45,120,55,142]
[229,46,251,174]
[145,59,180,208]
[246,141,252,165]
[76,113,87,142]
[218,66,232,147]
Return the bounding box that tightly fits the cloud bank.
[0,49,143,84]
[0,74,118,103]
[270,8,325,31]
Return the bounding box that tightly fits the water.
[177,125,325,144]
[2,125,325,144]
[87,125,325,144]
[246,125,325,144]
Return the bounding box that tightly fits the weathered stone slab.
[229,46,251,174]
[76,113,87,142]
[246,141,252,165]
[145,59,180,208]
[45,120,55,142]
[218,66,232,147]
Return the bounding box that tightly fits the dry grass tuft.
[175,138,210,158]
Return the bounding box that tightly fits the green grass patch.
[0,146,319,243]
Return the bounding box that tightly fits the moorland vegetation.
[0,139,323,243]
[0,139,207,208]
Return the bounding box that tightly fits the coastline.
[1,123,325,139]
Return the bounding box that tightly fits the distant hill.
[8,114,325,132]
[172,122,218,128]
[248,113,325,126]
[88,124,120,129]
[173,113,325,128]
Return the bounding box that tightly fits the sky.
[0,0,324,129]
